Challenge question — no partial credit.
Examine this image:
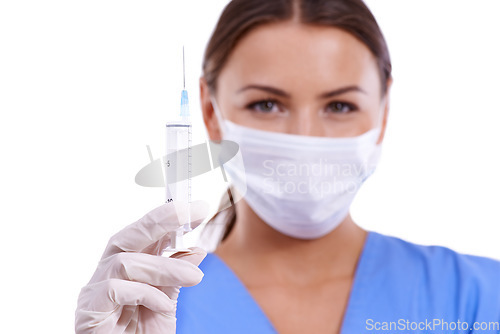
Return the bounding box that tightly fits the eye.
[326,101,358,114]
[247,100,280,113]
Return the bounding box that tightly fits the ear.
[376,76,393,145]
[200,76,223,142]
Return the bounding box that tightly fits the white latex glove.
[75,200,209,334]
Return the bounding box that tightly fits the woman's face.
[201,21,391,141]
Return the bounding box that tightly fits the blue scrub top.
[177,231,500,333]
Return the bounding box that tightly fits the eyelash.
[246,99,281,113]
[245,99,359,114]
[326,101,359,114]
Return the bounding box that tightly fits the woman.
[76,0,500,333]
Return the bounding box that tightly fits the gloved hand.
[75,200,209,334]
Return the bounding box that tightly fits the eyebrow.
[236,84,366,98]
[236,84,290,97]
[319,85,367,98]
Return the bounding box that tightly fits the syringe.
[164,46,192,251]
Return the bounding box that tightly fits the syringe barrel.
[165,121,192,229]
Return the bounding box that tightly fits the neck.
[214,199,368,286]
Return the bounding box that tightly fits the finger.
[170,247,207,266]
[136,306,176,333]
[102,200,209,258]
[90,252,204,287]
[159,248,208,301]
[159,286,181,303]
[78,279,175,314]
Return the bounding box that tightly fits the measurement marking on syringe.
[163,46,194,251]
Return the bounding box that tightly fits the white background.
[1,0,499,332]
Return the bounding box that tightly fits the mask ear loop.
[209,96,227,138]
[208,96,239,208]
[372,95,389,145]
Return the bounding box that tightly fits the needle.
[183,45,185,90]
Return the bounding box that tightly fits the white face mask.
[211,98,383,239]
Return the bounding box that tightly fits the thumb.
[170,247,207,266]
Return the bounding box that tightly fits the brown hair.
[201,0,392,246]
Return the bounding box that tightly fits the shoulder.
[363,231,500,319]
[368,231,500,285]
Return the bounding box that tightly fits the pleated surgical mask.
[211,96,383,239]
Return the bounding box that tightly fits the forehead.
[218,21,380,95]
